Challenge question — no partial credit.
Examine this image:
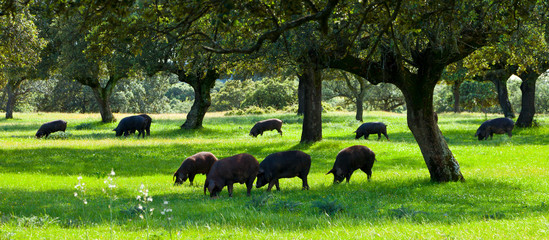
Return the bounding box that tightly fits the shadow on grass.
[0,141,302,176]
[1,177,547,230]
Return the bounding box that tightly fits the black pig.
[173,152,218,186]
[256,150,311,191]
[36,120,67,138]
[204,153,259,198]
[354,122,389,140]
[128,114,152,136]
[475,117,514,140]
[326,145,376,183]
[250,119,283,137]
[113,115,147,138]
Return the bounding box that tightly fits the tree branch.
[203,0,339,54]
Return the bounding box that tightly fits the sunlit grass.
[0,111,548,239]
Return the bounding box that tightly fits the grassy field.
[0,111,548,239]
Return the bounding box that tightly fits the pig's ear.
[336,168,343,176]
[258,168,265,175]
[326,169,335,175]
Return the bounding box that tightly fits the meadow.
[0,111,548,239]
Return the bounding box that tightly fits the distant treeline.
[1,73,548,115]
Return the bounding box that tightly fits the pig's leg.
[266,181,275,192]
[361,167,372,181]
[246,178,254,196]
[227,184,234,197]
[345,172,353,183]
[189,174,195,186]
[300,174,309,190]
[274,179,280,191]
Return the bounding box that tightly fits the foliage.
[363,83,405,112]
[508,74,549,114]
[37,79,96,113]
[210,79,255,111]
[111,73,172,114]
[242,76,298,109]
[0,9,46,70]
[459,81,499,113]
[211,77,297,111]
[433,84,454,113]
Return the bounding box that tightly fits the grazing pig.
[204,153,259,198]
[475,117,514,140]
[354,122,389,140]
[35,120,67,138]
[129,114,152,136]
[250,119,283,137]
[113,115,147,138]
[256,151,311,192]
[173,152,218,186]
[326,145,376,183]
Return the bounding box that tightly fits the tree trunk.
[400,77,464,182]
[452,80,461,113]
[516,71,538,127]
[5,79,24,119]
[91,87,116,123]
[354,75,367,122]
[489,77,515,118]
[355,98,364,122]
[297,75,305,115]
[181,69,218,129]
[300,65,323,143]
[5,84,17,119]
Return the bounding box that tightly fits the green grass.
[1,111,548,239]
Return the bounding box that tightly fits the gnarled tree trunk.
[516,70,538,127]
[400,79,464,182]
[180,69,219,129]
